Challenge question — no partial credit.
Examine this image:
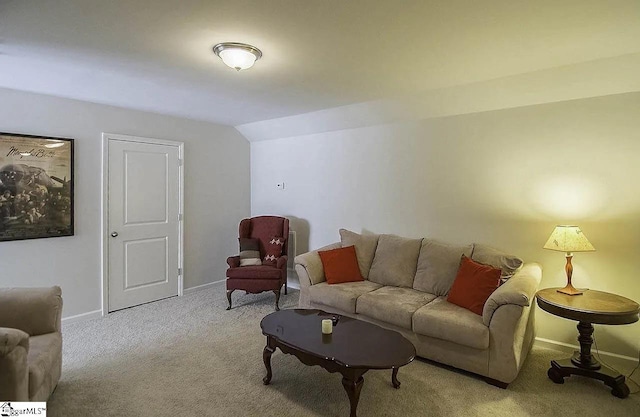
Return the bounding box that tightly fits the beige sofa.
[295,230,542,387]
[0,286,63,401]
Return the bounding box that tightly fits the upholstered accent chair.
[226,216,289,311]
[0,286,63,401]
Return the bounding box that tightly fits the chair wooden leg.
[226,290,234,310]
[284,282,288,295]
[273,289,281,311]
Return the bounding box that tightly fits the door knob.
[111,232,119,237]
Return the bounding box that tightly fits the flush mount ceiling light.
[213,42,262,71]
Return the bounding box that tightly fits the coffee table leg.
[392,368,401,389]
[341,371,365,417]
[263,336,276,385]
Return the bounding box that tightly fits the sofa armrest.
[294,242,341,288]
[227,256,240,268]
[0,327,29,357]
[0,327,30,401]
[0,287,63,335]
[483,263,542,326]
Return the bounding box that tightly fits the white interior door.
[106,136,182,312]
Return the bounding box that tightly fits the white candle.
[321,319,333,334]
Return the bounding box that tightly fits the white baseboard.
[63,281,224,324]
[183,279,225,295]
[62,309,102,324]
[534,337,639,371]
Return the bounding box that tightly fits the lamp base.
[557,284,585,296]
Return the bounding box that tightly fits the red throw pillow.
[447,255,501,316]
[318,245,364,284]
[263,236,286,266]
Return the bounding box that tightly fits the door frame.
[101,132,184,316]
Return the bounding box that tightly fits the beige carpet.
[49,283,640,417]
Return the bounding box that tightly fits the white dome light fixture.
[213,42,262,71]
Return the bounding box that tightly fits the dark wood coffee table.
[260,309,416,417]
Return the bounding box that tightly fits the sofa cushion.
[339,229,379,279]
[368,234,422,288]
[28,332,62,400]
[413,239,473,296]
[356,286,436,330]
[447,256,501,316]
[309,281,382,313]
[412,297,489,349]
[472,243,523,279]
[318,245,364,284]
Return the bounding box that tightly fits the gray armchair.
[0,286,63,401]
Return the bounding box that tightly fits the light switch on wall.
[276,182,285,190]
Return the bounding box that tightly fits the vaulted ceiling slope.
[1,0,639,131]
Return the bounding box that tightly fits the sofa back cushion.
[368,234,422,287]
[413,239,473,296]
[339,229,379,279]
[471,243,523,280]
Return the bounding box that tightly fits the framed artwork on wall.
[0,132,74,241]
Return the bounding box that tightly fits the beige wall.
[251,91,640,358]
[0,87,250,317]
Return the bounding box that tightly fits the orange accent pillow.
[318,245,364,285]
[447,255,501,316]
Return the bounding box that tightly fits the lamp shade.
[543,225,595,253]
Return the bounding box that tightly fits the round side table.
[536,288,639,398]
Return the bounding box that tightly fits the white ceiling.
[1,0,639,127]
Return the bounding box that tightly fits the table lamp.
[543,225,595,296]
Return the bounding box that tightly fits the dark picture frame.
[0,132,74,241]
